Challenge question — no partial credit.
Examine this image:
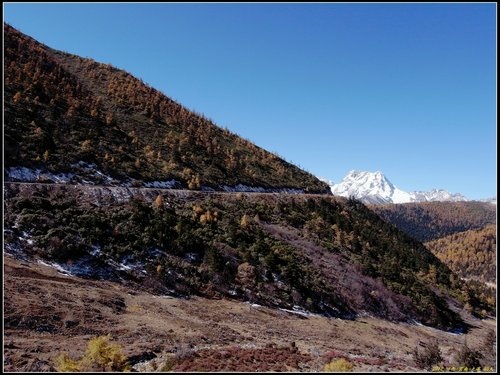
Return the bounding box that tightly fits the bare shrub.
[160,357,177,372]
[482,329,496,355]
[413,341,443,370]
[175,343,195,360]
[455,342,483,368]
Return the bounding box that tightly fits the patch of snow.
[244,301,263,308]
[50,172,76,183]
[144,180,180,189]
[71,161,117,184]
[17,231,35,246]
[118,263,133,271]
[220,184,304,194]
[221,184,267,193]
[410,320,464,335]
[106,255,147,275]
[37,259,72,276]
[6,164,126,185]
[184,252,201,263]
[6,166,77,183]
[7,167,75,184]
[279,305,320,318]
[6,167,41,181]
[90,244,101,257]
[271,273,280,282]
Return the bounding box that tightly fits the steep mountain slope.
[370,201,496,243]
[5,183,490,331]
[425,224,497,311]
[330,171,467,204]
[4,24,329,193]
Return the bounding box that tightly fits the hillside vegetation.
[5,183,493,331]
[425,224,496,308]
[3,23,494,336]
[370,201,496,242]
[5,255,497,373]
[4,23,329,193]
[425,224,496,285]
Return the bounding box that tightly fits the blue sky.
[4,2,496,199]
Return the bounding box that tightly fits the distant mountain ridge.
[480,197,497,205]
[328,170,470,204]
[369,200,496,243]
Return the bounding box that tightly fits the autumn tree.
[240,214,252,229]
[153,194,164,209]
[13,91,22,103]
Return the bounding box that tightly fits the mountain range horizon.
[324,170,496,205]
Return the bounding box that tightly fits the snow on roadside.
[6,167,41,181]
[7,166,306,194]
[6,163,121,185]
[6,166,76,183]
[144,180,180,189]
[220,184,304,194]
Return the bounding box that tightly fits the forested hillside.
[425,224,496,308]
[425,224,496,285]
[5,184,492,331]
[4,23,329,193]
[370,201,496,242]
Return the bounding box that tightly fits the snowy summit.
[329,170,467,204]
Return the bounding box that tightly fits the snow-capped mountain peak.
[330,170,412,204]
[479,197,497,205]
[408,189,467,203]
[328,171,468,204]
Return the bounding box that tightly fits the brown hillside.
[4,23,329,193]
[425,224,496,286]
[4,255,496,372]
[370,201,496,242]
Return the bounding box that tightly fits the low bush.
[413,341,443,370]
[53,334,130,372]
[324,358,354,372]
[455,343,483,369]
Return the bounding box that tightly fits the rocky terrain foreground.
[4,255,495,372]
